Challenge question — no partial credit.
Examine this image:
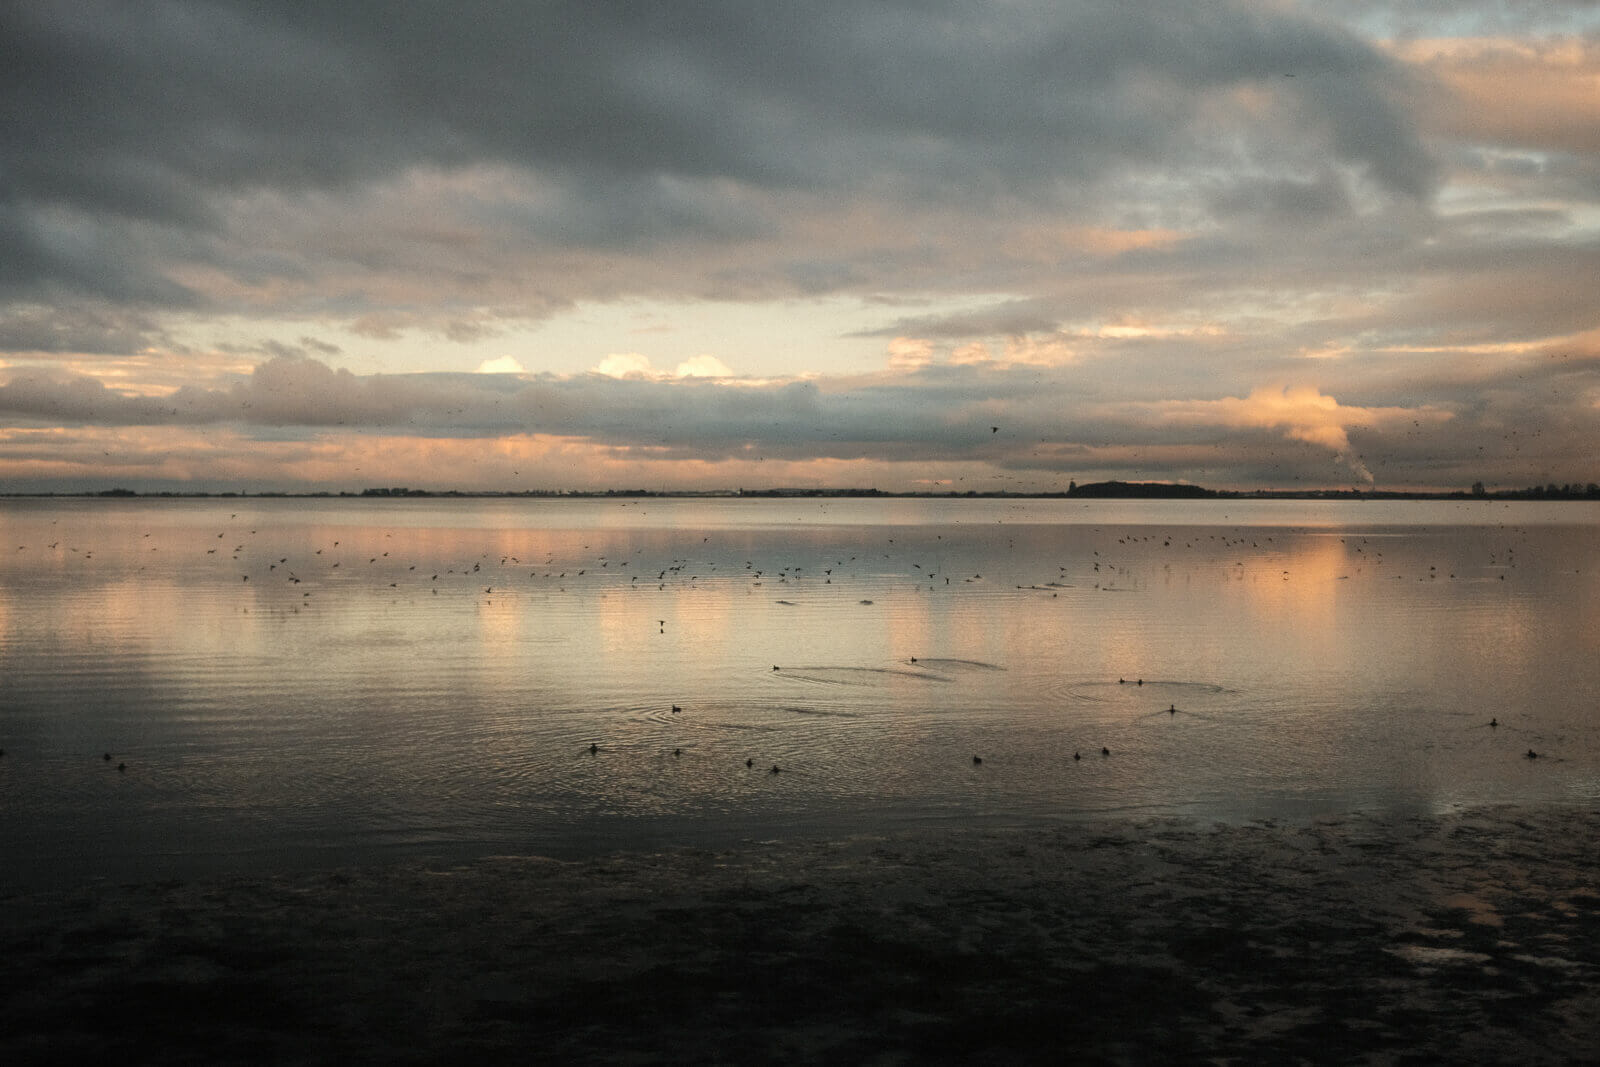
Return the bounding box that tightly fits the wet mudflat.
[4,804,1597,1065]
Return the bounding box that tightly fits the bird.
[674,748,681,757]
[671,705,681,713]
[746,758,754,768]
[972,755,983,765]
[770,765,781,774]
[103,753,112,762]
[589,743,599,755]
[1101,747,1111,756]
[1489,718,1498,728]
[1073,751,1081,761]
[117,762,125,772]
[1168,704,1177,715]
[1526,749,1539,759]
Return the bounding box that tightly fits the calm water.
[3,496,1598,885]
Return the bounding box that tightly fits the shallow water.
[2,496,1597,884]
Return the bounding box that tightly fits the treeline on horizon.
[13,479,1600,501]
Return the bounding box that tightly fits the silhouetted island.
[1063,480,1217,499]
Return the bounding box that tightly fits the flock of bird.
[2,511,1558,781]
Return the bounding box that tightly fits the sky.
[2,1,1598,494]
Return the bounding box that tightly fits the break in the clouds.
[1,1,1598,492]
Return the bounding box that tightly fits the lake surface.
[3,496,1597,885]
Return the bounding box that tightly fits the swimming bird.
[973,755,983,765]
[1102,747,1111,756]
[770,765,781,774]
[1169,704,1176,715]
[746,758,754,768]
[1073,751,1081,761]
[674,748,681,757]
[1489,718,1498,728]
[117,762,125,772]
[1526,749,1539,759]
[589,743,599,755]
[103,753,112,762]
[671,705,681,713]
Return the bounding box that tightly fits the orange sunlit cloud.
[1135,386,1453,481]
[1397,36,1600,153]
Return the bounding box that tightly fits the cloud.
[1141,385,1453,483]
[0,302,170,356]
[886,338,935,372]
[593,353,735,380]
[2,4,1596,494]
[2,353,1595,492]
[1400,35,1600,155]
[475,356,527,375]
[1,2,1437,316]
[593,354,656,380]
[674,355,733,378]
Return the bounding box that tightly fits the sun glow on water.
[2,496,1597,884]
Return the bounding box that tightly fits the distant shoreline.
[5,479,1599,503]
[3,489,1600,502]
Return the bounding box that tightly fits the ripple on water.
[777,705,861,719]
[1062,679,1231,703]
[774,666,952,687]
[909,658,1005,674]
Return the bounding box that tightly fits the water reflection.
[1,497,1597,883]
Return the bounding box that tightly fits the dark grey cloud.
[2,1,1435,311]
[4,352,1595,491]
[0,303,165,355]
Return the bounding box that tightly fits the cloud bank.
[1,2,1597,492]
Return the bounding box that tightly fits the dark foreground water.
[2,496,1597,884]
